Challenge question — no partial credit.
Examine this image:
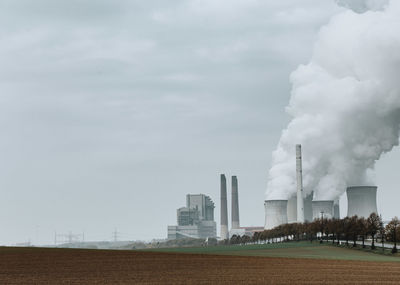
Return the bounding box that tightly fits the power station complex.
[264,145,379,229]
[168,175,263,240]
[168,194,217,239]
[168,144,379,239]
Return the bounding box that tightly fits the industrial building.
[264,144,379,229]
[229,226,264,237]
[168,194,217,240]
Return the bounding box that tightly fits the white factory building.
[168,194,217,240]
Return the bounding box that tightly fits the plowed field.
[1,247,400,284]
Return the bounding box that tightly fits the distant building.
[229,226,264,238]
[168,194,217,240]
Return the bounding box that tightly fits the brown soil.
[1,247,399,284]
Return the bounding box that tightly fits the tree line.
[223,213,400,254]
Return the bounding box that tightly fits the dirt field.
[1,247,400,284]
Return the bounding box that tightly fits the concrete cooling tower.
[304,192,313,222]
[287,192,313,223]
[264,200,288,230]
[287,195,297,223]
[347,186,377,218]
[333,200,340,219]
[312,200,334,220]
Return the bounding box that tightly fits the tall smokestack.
[296,144,305,223]
[231,176,240,229]
[220,174,228,240]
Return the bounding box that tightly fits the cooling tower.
[346,186,377,218]
[220,174,229,240]
[264,200,288,230]
[333,200,340,219]
[288,192,313,222]
[312,200,334,220]
[304,192,313,222]
[231,176,240,229]
[287,195,297,223]
[296,145,305,223]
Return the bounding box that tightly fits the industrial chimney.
[296,144,305,223]
[264,200,288,229]
[347,186,377,218]
[220,174,229,240]
[231,176,240,229]
[312,200,334,220]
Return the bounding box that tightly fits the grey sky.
[1,1,397,245]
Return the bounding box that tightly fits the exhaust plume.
[335,0,388,13]
[266,0,400,201]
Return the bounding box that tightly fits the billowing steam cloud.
[335,0,388,13]
[266,0,400,201]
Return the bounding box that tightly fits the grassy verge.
[145,241,400,262]
[328,241,400,257]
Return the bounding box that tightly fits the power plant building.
[168,194,217,240]
[229,226,264,238]
[263,148,380,229]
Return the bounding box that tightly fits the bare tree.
[367,213,381,250]
[378,216,385,252]
[385,217,400,254]
[342,217,352,246]
[358,217,368,248]
[349,215,359,247]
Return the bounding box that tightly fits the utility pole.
[112,229,120,242]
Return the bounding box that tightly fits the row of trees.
[226,213,400,254]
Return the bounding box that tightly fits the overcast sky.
[1,0,398,245]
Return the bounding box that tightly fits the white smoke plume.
[266,0,400,201]
[335,0,388,13]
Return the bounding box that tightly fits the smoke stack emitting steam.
[266,0,400,202]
